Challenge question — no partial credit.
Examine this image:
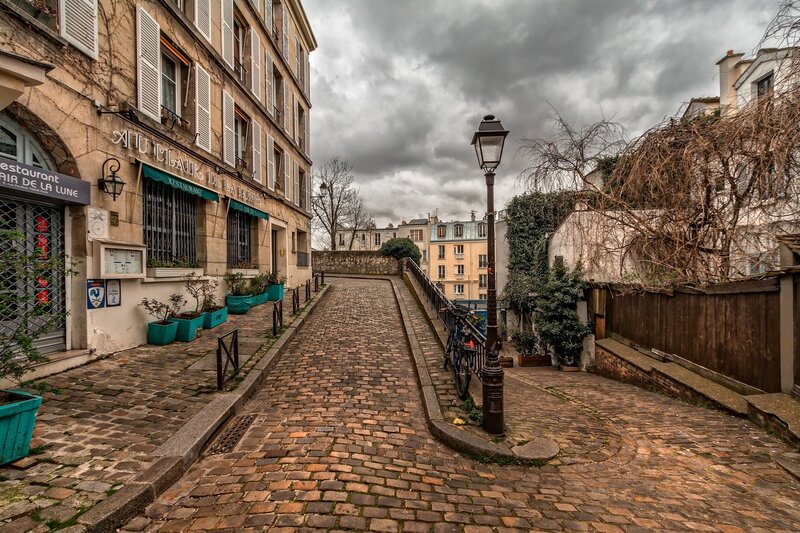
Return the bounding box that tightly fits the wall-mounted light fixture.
[98,158,125,201]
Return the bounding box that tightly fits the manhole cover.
[206,414,257,455]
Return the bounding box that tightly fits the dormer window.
[437,225,447,238]
[454,224,464,237]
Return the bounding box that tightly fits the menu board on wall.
[103,248,143,276]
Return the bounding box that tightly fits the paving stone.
[511,438,560,461]
[113,279,800,532]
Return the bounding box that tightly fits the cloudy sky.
[304,0,778,227]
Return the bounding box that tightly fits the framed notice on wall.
[106,280,121,307]
[94,241,147,279]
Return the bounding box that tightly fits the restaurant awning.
[230,199,269,220]
[141,164,219,202]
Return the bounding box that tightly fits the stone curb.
[78,284,331,533]
[387,277,515,460]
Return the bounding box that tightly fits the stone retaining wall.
[312,251,401,276]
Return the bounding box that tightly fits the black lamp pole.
[471,115,509,437]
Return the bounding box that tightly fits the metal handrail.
[404,258,486,382]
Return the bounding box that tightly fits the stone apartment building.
[0,0,315,366]
[429,217,488,302]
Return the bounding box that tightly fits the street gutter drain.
[206,414,257,455]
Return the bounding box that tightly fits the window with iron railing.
[144,178,197,265]
[227,209,253,267]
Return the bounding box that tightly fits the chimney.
[470,210,476,222]
[717,49,744,113]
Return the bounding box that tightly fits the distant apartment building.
[429,217,488,302]
[398,218,431,274]
[334,223,398,251]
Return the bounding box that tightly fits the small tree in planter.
[224,272,252,314]
[139,294,185,345]
[533,259,590,369]
[171,274,208,342]
[249,273,271,305]
[266,271,287,301]
[0,230,73,464]
[201,278,227,329]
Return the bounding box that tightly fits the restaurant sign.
[0,157,90,205]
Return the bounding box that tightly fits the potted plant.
[146,257,203,279]
[139,294,185,345]
[266,272,287,301]
[171,274,208,342]
[534,259,590,370]
[224,272,252,314]
[0,230,71,465]
[512,329,550,367]
[249,273,271,306]
[201,278,228,329]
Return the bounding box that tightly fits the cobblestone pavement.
[0,291,306,532]
[125,277,800,532]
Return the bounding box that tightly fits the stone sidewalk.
[0,289,315,532]
[124,277,800,532]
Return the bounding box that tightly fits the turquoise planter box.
[226,295,252,314]
[203,307,228,329]
[0,390,42,466]
[173,313,206,342]
[267,284,284,301]
[251,291,269,306]
[147,320,178,345]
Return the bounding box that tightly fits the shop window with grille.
[227,209,254,267]
[143,178,198,265]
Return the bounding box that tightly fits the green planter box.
[0,390,42,466]
[226,295,252,314]
[267,284,285,301]
[203,307,228,329]
[147,320,178,345]
[173,313,206,342]
[251,291,269,306]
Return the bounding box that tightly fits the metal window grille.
[144,178,197,264]
[227,209,253,267]
[0,196,66,354]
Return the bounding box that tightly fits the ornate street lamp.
[471,114,509,436]
[98,157,125,201]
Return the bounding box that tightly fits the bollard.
[321,271,325,286]
[305,279,311,302]
[314,273,319,292]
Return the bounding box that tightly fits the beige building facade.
[0,0,315,367]
[429,219,488,302]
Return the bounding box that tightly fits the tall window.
[456,265,465,276]
[438,265,445,279]
[160,50,180,117]
[479,254,488,268]
[233,12,247,83]
[454,284,464,296]
[438,245,445,259]
[479,274,487,288]
[338,233,344,246]
[757,74,773,98]
[144,179,197,264]
[454,244,464,256]
[422,250,427,262]
[234,110,248,167]
[437,225,446,238]
[374,233,381,246]
[227,209,254,267]
[478,223,486,238]
[454,224,463,237]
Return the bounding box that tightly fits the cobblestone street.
[125,278,800,532]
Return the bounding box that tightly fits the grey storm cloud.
[304,0,778,226]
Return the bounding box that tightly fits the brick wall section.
[312,251,401,275]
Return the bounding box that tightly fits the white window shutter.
[195,64,212,152]
[305,168,311,209]
[250,30,261,99]
[305,52,310,96]
[265,0,273,32]
[282,4,288,58]
[293,160,300,206]
[305,110,310,155]
[136,6,160,121]
[61,0,98,59]
[283,84,289,130]
[222,90,235,166]
[284,153,291,201]
[221,0,234,68]
[265,53,274,116]
[294,98,299,144]
[194,0,211,41]
[267,135,275,190]
[295,37,301,77]
[251,120,262,183]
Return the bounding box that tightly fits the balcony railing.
[297,251,309,267]
[234,60,247,84]
[455,253,464,259]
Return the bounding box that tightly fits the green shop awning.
[230,199,269,220]
[142,164,219,202]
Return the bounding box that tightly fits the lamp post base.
[481,362,504,436]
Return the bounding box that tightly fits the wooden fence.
[598,277,783,393]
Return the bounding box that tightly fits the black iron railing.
[404,258,486,382]
[216,329,240,390]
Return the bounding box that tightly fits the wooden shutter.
[136,6,160,121]
[282,3,288,58]
[305,168,310,209]
[265,53,274,116]
[305,110,309,154]
[294,97,299,144]
[283,84,289,131]
[195,64,212,152]
[194,0,211,41]
[267,134,275,190]
[251,120,262,183]
[250,29,261,99]
[293,160,300,206]
[295,37,301,77]
[264,0,273,33]
[284,152,291,201]
[221,0,234,68]
[222,90,235,166]
[61,0,98,58]
[305,51,310,95]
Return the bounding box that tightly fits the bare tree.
[347,196,374,250]
[311,156,373,250]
